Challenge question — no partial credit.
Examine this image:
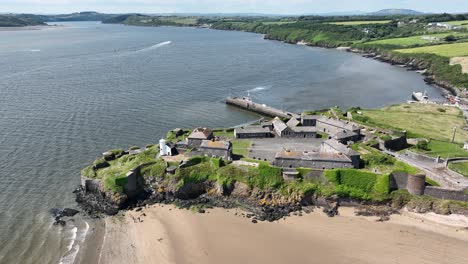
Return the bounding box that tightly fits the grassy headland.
[351,103,468,143]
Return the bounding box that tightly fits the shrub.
[437,108,446,113]
[364,152,395,166]
[416,140,429,150]
[145,144,155,149]
[129,146,140,150]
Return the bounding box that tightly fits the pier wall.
[226,97,299,119]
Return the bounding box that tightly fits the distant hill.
[0,14,45,27]
[39,11,118,22]
[368,9,424,16]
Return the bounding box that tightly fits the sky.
[1,0,468,15]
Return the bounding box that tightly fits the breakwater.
[226,96,300,119]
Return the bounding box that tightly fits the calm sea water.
[0,21,442,263]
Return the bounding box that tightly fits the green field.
[263,21,296,25]
[159,17,198,25]
[395,42,468,57]
[448,162,468,177]
[231,140,252,158]
[328,20,392,25]
[446,20,468,28]
[414,140,468,158]
[355,104,468,143]
[365,32,468,47]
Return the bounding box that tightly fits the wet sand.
[97,205,468,264]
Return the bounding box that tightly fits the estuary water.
[0,21,442,263]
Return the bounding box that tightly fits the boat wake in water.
[134,41,171,53]
[246,86,270,93]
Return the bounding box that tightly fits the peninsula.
[76,96,468,224]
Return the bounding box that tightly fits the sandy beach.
[96,205,468,264]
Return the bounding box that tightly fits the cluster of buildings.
[426,22,461,30]
[235,114,361,144]
[170,127,233,161]
[158,96,364,170]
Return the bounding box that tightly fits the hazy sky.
[2,0,468,14]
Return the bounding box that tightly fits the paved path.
[390,150,468,190]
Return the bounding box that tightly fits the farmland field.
[263,21,296,25]
[364,32,468,47]
[446,20,468,28]
[328,20,392,25]
[356,104,468,143]
[395,42,468,57]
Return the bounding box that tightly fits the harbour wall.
[226,97,300,120]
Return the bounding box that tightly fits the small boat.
[412,91,428,101]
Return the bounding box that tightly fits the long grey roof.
[323,139,359,156]
[235,126,272,134]
[317,117,360,131]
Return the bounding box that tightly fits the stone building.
[234,126,273,138]
[196,140,232,160]
[301,114,320,126]
[333,130,360,144]
[316,117,360,136]
[274,139,360,169]
[187,127,213,147]
[272,117,316,138]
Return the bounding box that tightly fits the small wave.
[29,49,41,52]
[135,41,171,53]
[58,221,90,264]
[66,227,78,251]
[247,86,270,93]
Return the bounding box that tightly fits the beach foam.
[58,221,89,264]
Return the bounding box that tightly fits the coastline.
[95,204,468,264]
[0,25,64,32]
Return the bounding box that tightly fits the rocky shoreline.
[260,35,460,97]
[75,171,468,224]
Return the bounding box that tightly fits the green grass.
[352,143,420,174]
[355,104,468,143]
[213,129,234,139]
[263,21,296,25]
[448,162,468,177]
[231,140,252,158]
[395,42,468,57]
[445,20,468,28]
[328,20,392,25]
[425,177,441,187]
[140,159,167,178]
[364,32,468,47]
[93,146,159,192]
[414,140,468,158]
[166,129,191,143]
[324,169,390,201]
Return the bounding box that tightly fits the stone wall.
[424,187,468,202]
[381,135,408,151]
[274,158,354,169]
[404,151,440,163]
[389,172,408,190]
[190,148,231,160]
[81,176,102,193]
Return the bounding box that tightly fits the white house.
[464,142,468,151]
[159,138,172,156]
